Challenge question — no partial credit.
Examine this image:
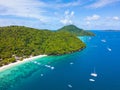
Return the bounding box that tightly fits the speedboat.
[68,84,72,88]
[101,39,106,42]
[70,62,74,65]
[89,79,95,82]
[51,67,55,70]
[107,47,112,51]
[41,74,43,76]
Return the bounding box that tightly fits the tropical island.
[0,25,94,67]
[57,25,95,36]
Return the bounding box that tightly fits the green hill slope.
[57,25,95,36]
[0,26,85,66]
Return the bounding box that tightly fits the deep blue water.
[0,31,120,90]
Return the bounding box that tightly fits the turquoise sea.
[0,31,120,90]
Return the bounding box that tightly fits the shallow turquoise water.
[0,31,120,90]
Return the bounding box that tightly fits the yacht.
[91,73,97,77]
[91,68,97,77]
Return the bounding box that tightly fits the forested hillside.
[0,26,85,66]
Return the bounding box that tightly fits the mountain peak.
[58,25,95,36]
[62,24,81,29]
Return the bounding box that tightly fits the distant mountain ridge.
[57,25,95,36]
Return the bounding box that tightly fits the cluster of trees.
[0,26,86,66]
[57,25,95,36]
[41,32,85,55]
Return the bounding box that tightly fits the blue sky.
[0,0,120,30]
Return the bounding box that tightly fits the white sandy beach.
[0,55,47,72]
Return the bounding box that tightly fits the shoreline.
[0,55,47,72]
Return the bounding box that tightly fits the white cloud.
[106,16,120,21]
[60,19,72,25]
[83,16,120,30]
[60,10,75,25]
[113,16,120,21]
[56,0,81,8]
[85,14,100,21]
[87,0,120,8]
[0,0,81,25]
[0,18,55,29]
[71,11,75,17]
[0,0,49,22]
[86,21,90,25]
[0,18,34,27]
[65,10,69,15]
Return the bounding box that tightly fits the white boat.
[70,62,74,65]
[101,39,106,42]
[45,65,51,68]
[41,74,44,76]
[51,67,55,70]
[68,84,72,88]
[107,47,112,51]
[91,73,97,77]
[91,68,97,77]
[89,79,95,82]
